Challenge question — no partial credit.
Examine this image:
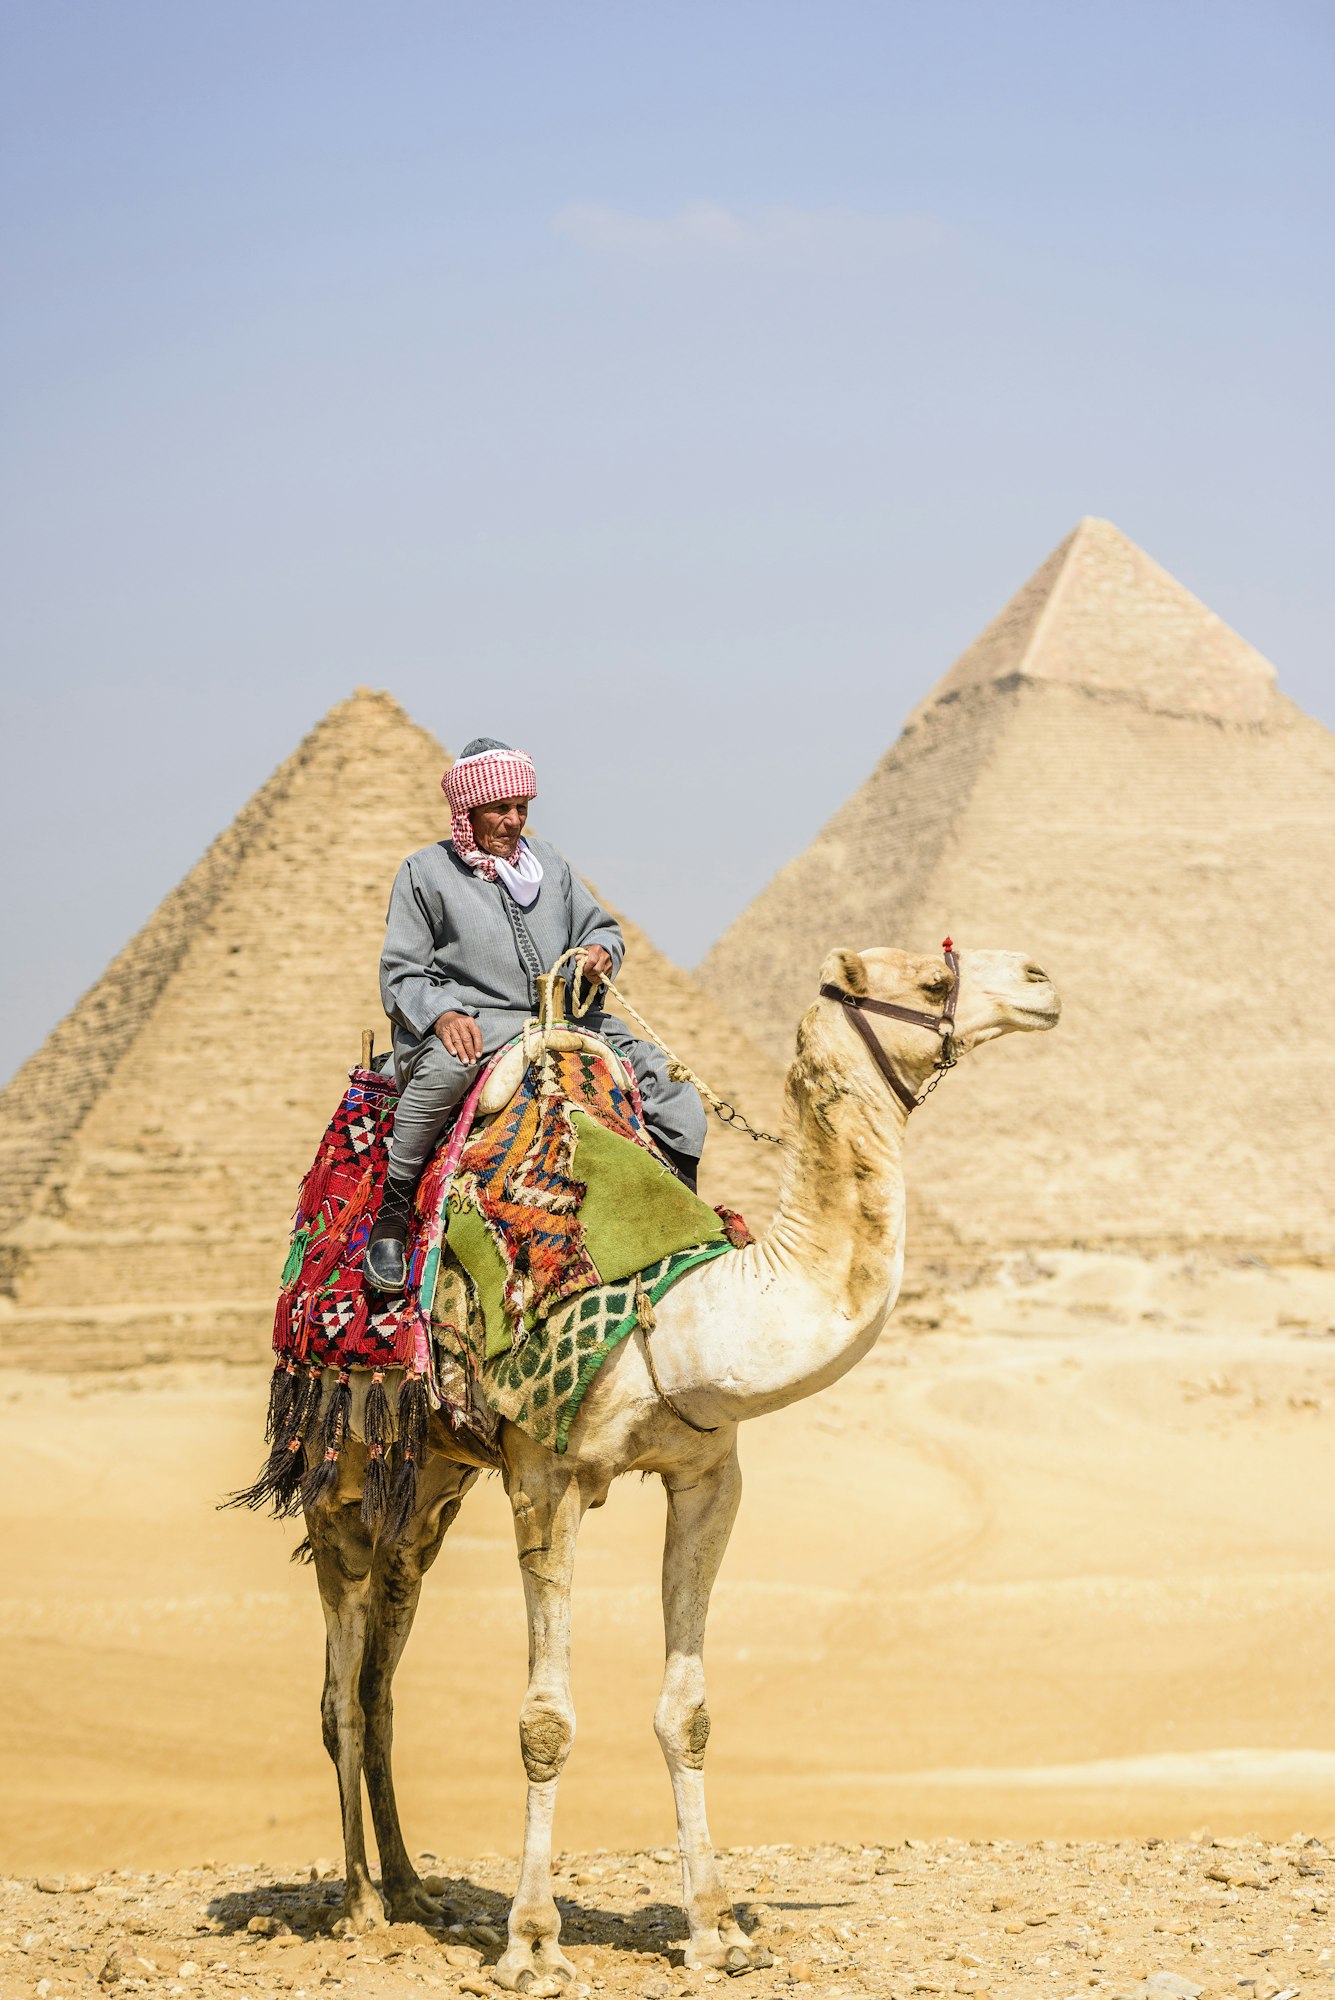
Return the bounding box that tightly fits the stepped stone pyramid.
[700,518,1335,1257]
[0,691,789,1369]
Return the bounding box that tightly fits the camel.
[301,943,1060,1985]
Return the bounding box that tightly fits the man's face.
[470,796,529,859]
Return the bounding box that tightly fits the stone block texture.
[699,519,1335,1257]
[0,690,815,1366]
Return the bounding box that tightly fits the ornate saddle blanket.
[269,1064,424,1371]
[443,1044,735,1357]
[236,1036,750,1523]
[433,1241,732,1454]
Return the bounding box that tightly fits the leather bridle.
[819,938,961,1116]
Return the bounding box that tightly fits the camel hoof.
[729,1945,772,1974]
[495,1942,576,1993]
[493,1953,535,1992]
[534,1947,576,1982]
[723,1947,752,1975]
[334,1896,385,1938]
[386,1885,456,1926]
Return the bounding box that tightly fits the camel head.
[815,944,1060,1107]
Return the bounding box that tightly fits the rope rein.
[546,947,785,1148]
[559,936,964,1138]
[606,980,786,1146]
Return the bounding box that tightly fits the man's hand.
[579,945,614,987]
[434,1011,484,1063]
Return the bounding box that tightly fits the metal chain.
[597,974,786,1147]
[676,1082,785,1148]
[913,1038,959,1104]
[564,952,960,1141]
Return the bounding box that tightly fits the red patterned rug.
[229,1065,470,1532]
[228,1043,750,1541]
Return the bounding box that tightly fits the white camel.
[301,944,1060,1983]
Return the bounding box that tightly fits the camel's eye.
[921,973,949,999]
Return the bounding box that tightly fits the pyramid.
[700,518,1335,1258]
[0,690,789,1369]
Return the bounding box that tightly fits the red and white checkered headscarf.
[441,743,538,880]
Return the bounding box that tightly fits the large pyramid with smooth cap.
[0,691,799,1369]
[699,518,1335,1256]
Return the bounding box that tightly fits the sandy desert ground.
[2,1833,1329,2000]
[3,1251,1333,1997]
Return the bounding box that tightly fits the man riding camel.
[363,737,707,1293]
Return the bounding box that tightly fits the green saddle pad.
[445,1109,727,1362]
[434,1239,733,1453]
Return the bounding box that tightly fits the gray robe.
[379,837,706,1161]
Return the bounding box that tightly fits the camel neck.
[687,1008,922,1421]
[761,1034,909,1310]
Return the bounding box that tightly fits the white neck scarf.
[492,838,544,908]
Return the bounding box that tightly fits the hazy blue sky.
[2,1,1331,1076]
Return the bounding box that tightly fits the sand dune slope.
[2,1256,1333,1880]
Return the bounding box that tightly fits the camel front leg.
[495,1445,587,1991]
[657,1448,765,1973]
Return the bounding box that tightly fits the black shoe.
[363,1174,416,1293]
[659,1143,701,1195]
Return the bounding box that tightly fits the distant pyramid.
[0,691,788,1367]
[914,515,1276,724]
[700,519,1335,1256]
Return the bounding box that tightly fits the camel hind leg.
[362,1464,478,1922]
[308,1450,477,1933]
[310,1496,383,1932]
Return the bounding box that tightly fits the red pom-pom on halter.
[941,936,954,953]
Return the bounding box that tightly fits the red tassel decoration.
[272,1291,295,1355]
[302,1170,374,1296]
[391,1301,423,1368]
[297,1146,337,1226]
[345,1290,369,1346]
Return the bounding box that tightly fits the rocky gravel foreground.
[1,1839,1330,2000]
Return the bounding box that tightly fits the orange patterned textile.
[452,1045,658,1333]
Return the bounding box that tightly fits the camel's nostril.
[1025,963,1048,983]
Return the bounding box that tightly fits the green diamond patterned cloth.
[433,1239,733,1453]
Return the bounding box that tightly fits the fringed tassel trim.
[297,1146,337,1226]
[383,1372,429,1543]
[222,1362,321,1517]
[345,1290,370,1347]
[280,1226,312,1290]
[359,1369,392,1533]
[264,1356,298,1443]
[364,1370,392,1447]
[361,1441,389,1531]
[391,1299,425,1369]
[272,1289,300,1358]
[301,1369,351,1510]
